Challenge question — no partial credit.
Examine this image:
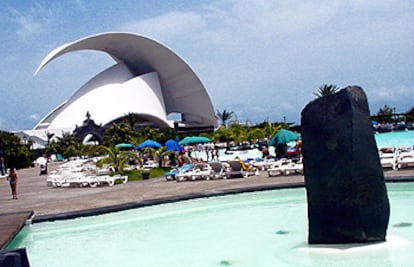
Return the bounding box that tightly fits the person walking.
[7,168,18,199]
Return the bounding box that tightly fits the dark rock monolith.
[301,86,390,244]
[0,248,31,267]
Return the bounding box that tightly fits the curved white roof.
[34,32,217,130]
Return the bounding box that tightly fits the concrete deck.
[1,162,413,249]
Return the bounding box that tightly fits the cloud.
[368,85,414,113]
[8,3,53,40]
[5,0,411,131]
[30,114,40,122]
[111,0,414,124]
[74,0,88,11]
[117,11,206,41]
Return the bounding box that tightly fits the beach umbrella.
[268,129,300,146]
[136,139,161,149]
[165,139,182,152]
[178,136,211,145]
[115,143,135,149]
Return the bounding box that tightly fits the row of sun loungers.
[267,158,304,177]
[47,159,128,188]
[165,160,260,182]
[380,148,414,170]
[48,148,411,187]
[48,173,128,188]
[164,157,306,181]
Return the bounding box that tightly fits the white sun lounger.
[267,159,303,177]
[397,150,414,170]
[208,162,225,179]
[176,164,212,182]
[379,151,397,170]
[225,160,249,178]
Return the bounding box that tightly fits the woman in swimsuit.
[7,168,18,199]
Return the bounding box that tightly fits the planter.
[142,169,150,180]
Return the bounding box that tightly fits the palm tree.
[123,112,141,129]
[406,106,414,122]
[373,104,395,123]
[314,84,339,98]
[55,132,82,158]
[94,145,140,174]
[228,122,248,143]
[103,122,135,146]
[216,109,234,127]
[45,131,55,144]
[246,128,265,142]
[212,125,232,143]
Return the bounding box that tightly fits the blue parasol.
[136,139,161,149]
[165,139,182,152]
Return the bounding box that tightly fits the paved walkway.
[1,162,413,248]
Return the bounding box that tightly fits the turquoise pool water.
[8,183,414,267]
[375,130,414,148]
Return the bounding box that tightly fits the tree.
[94,145,140,174]
[406,106,414,122]
[216,109,234,127]
[373,104,395,122]
[254,120,284,139]
[246,128,265,142]
[123,112,141,129]
[45,131,55,144]
[0,131,33,169]
[44,132,85,158]
[228,122,248,143]
[314,84,339,98]
[103,122,136,147]
[212,125,232,142]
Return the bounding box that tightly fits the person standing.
[7,168,18,200]
[0,144,5,176]
[0,156,5,176]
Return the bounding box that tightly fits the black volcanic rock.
[301,86,390,244]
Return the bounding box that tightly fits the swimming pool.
[8,183,414,267]
[374,130,414,148]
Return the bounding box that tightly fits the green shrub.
[123,167,171,182]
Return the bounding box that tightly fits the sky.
[1,0,413,131]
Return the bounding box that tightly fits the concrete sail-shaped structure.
[34,32,217,133]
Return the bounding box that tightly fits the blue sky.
[1,0,413,131]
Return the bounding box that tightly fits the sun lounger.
[48,165,127,187]
[174,162,212,182]
[379,151,397,170]
[164,164,194,181]
[142,160,159,169]
[175,166,197,182]
[92,174,128,187]
[397,150,414,170]
[47,173,68,187]
[184,164,213,181]
[267,159,288,177]
[208,162,225,179]
[62,173,91,187]
[251,158,276,171]
[267,159,303,177]
[225,160,248,178]
[280,162,303,175]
